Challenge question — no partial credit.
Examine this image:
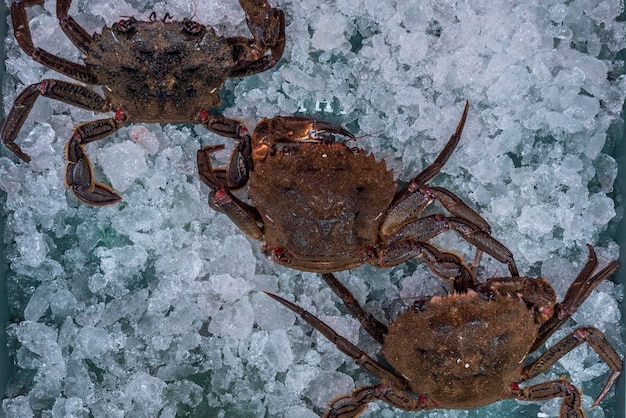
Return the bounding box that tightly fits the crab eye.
[116,17,137,33]
[182,19,204,35]
[412,298,429,312]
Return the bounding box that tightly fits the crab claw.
[65,139,121,206]
[251,116,354,161]
[307,120,355,143]
[71,182,122,206]
[255,116,354,144]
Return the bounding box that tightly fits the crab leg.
[482,276,556,315]
[65,139,119,206]
[254,116,354,145]
[197,146,264,240]
[206,114,354,193]
[531,245,620,351]
[379,101,518,277]
[200,114,250,141]
[382,186,491,236]
[11,0,96,84]
[65,112,128,206]
[323,386,373,418]
[384,215,518,276]
[415,100,469,185]
[381,103,476,233]
[250,116,355,165]
[511,379,584,418]
[229,0,285,77]
[521,327,622,407]
[57,0,94,55]
[2,79,109,163]
[324,384,429,418]
[321,273,389,344]
[265,292,411,389]
[377,240,476,290]
[199,113,255,188]
[4,0,104,163]
[2,83,42,162]
[266,292,431,417]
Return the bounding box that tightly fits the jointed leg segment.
[511,379,584,418]
[229,0,286,77]
[324,385,428,418]
[532,245,620,351]
[379,101,518,278]
[522,326,622,407]
[11,0,96,83]
[265,292,430,417]
[321,273,388,344]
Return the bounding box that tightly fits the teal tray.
[1,0,10,403]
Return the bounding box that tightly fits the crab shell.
[383,286,551,409]
[88,20,232,121]
[248,142,396,272]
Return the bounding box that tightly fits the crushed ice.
[1,0,625,416]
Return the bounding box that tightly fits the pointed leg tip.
[5,142,32,163]
[72,184,122,206]
[264,292,302,313]
[264,291,284,303]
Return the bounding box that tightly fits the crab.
[198,102,518,282]
[267,244,623,417]
[1,0,285,205]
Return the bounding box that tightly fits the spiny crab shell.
[384,283,553,409]
[249,142,396,271]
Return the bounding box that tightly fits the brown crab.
[198,102,518,282]
[267,244,622,417]
[1,0,285,205]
